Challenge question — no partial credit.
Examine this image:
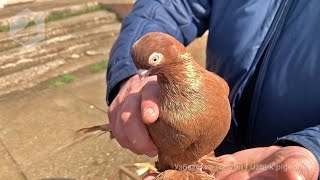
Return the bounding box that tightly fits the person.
[106,0,320,179]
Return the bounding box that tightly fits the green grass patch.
[46,5,103,22]
[50,74,75,88]
[0,26,10,33]
[0,21,37,33]
[62,74,75,83]
[50,81,65,88]
[90,60,108,73]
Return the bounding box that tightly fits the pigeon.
[131,32,231,172]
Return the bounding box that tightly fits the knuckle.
[116,93,126,105]
[109,97,121,113]
[118,88,134,102]
[120,112,131,124]
[115,96,122,105]
[108,105,115,115]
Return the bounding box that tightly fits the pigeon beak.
[138,69,150,81]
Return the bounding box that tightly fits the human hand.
[143,146,319,180]
[215,145,319,180]
[108,74,160,157]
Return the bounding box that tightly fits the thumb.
[141,80,160,124]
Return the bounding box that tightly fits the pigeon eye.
[149,52,163,65]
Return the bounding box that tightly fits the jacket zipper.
[246,0,293,146]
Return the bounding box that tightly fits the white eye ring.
[148,52,163,65]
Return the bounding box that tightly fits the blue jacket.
[106,0,320,174]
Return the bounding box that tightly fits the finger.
[114,105,139,152]
[108,86,131,149]
[108,100,118,142]
[214,155,239,179]
[121,93,158,157]
[276,156,318,180]
[141,77,160,124]
[108,75,140,143]
[223,171,250,180]
[276,157,305,180]
[217,154,237,164]
[110,98,140,154]
[108,80,131,129]
[143,173,158,180]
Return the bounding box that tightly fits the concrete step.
[0,11,118,66]
[0,22,119,75]
[0,0,100,26]
[0,10,121,97]
[0,11,117,52]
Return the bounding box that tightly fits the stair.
[0,6,122,97]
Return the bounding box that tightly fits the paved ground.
[0,71,154,180]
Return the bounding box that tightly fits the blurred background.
[0,0,207,179]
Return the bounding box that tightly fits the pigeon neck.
[157,54,204,116]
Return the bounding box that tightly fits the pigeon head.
[131,32,187,80]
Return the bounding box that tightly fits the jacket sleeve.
[106,0,211,105]
[274,125,320,178]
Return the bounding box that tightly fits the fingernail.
[144,107,155,117]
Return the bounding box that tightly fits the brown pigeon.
[78,32,231,177]
[130,32,231,172]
